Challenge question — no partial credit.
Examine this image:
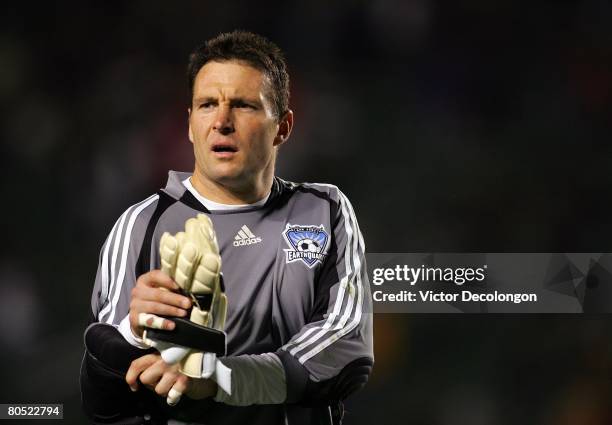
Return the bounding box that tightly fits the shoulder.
[118,193,161,223]
[105,193,162,240]
[277,178,350,207]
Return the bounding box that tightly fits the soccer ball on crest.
[297,238,321,253]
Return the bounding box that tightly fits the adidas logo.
[233,225,262,247]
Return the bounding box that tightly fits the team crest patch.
[283,224,329,268]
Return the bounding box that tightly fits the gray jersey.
[89,170,373,424]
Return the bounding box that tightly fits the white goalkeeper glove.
[139,214,229,405]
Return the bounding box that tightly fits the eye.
[200,102,216,109]
[235,101,254,109]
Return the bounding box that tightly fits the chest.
[151,201,334,353]
[210,211,333,352]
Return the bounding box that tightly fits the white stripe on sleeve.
[99,212,126,306]
[99,194,159,324]
[283,189,354,351]
[98,205,135,321]
[283,187,365,364]
[297,192,365,363]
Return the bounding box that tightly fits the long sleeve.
[214,354,287,405]
[278,186,374,404]
[80,195,164,423]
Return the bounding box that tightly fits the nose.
[212,104,234,135]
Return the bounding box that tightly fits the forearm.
[213,353,286,406]
[212,350,373,408]
[80,322,159,422]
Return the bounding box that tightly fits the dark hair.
[187,30,290,119]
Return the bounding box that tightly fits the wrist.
[131,324,143,338]
[129,312,144,337]
[118,315,149,349]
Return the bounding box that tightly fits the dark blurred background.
[1,1,612,424]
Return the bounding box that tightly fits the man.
[80,31,373,425]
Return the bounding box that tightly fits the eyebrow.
[193,96,262,105]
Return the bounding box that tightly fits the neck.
[191,171,273,205]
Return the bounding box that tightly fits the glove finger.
[159,232,178,277]
[186,214,219,255]
[175,231,186,251]
[160,345,190,365]
[191,256,220,294]
[196,213,213,228]
[175,242,200,291]
[201,252,221,275]
[198,214,219,252]
[212,293,228,330]
[189,308,210,327]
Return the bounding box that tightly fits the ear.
[273,109,294,147]
[187,108,194,144]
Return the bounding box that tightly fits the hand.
[125,353,217,402]
[126,353,187,398]
[129,269,192,338]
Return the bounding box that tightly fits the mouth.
[211,141,238,157]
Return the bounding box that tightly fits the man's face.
[188,60,283,191]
